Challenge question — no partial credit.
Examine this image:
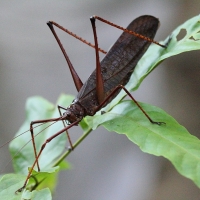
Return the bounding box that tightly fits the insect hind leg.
[95,85,166,125]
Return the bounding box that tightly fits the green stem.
[53,127,92,167]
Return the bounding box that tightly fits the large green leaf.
[0,174,26,200]
[22,188,52,200]
[0,174,52,200]
[4,95,72,198]
[103,14,200,112]
[87,101,200,187]
[9,94,72,175]
[86,14,200,187]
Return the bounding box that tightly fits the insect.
[17,15,166,192]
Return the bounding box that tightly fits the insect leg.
[47,22,83,91]
[95,85,165,125]
[17,119,80,193]
[93,15,166,48]
[57,105,74,149]
[90,16,105,104]
[29,116,65,172]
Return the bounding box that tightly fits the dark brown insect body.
[65,15,159,124]
[17,15,165,192]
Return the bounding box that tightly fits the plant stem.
[53,127,92,167]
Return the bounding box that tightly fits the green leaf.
[6,94,72,195]
[87,100,200,187]
[103,14,200,112]
[86,17,200,189]
[0,174,26,200]
[0,167,60,199]
[22,188,52,200]
[132,14,200,88]
[0,174,52,200]
[9,94,73,175]
[27,167,60,192]
[30,188,52,200]
[85,15,200,187]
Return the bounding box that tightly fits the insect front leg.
[17,119,80,193]
[29,117,65,172]
[57,105,74,150]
